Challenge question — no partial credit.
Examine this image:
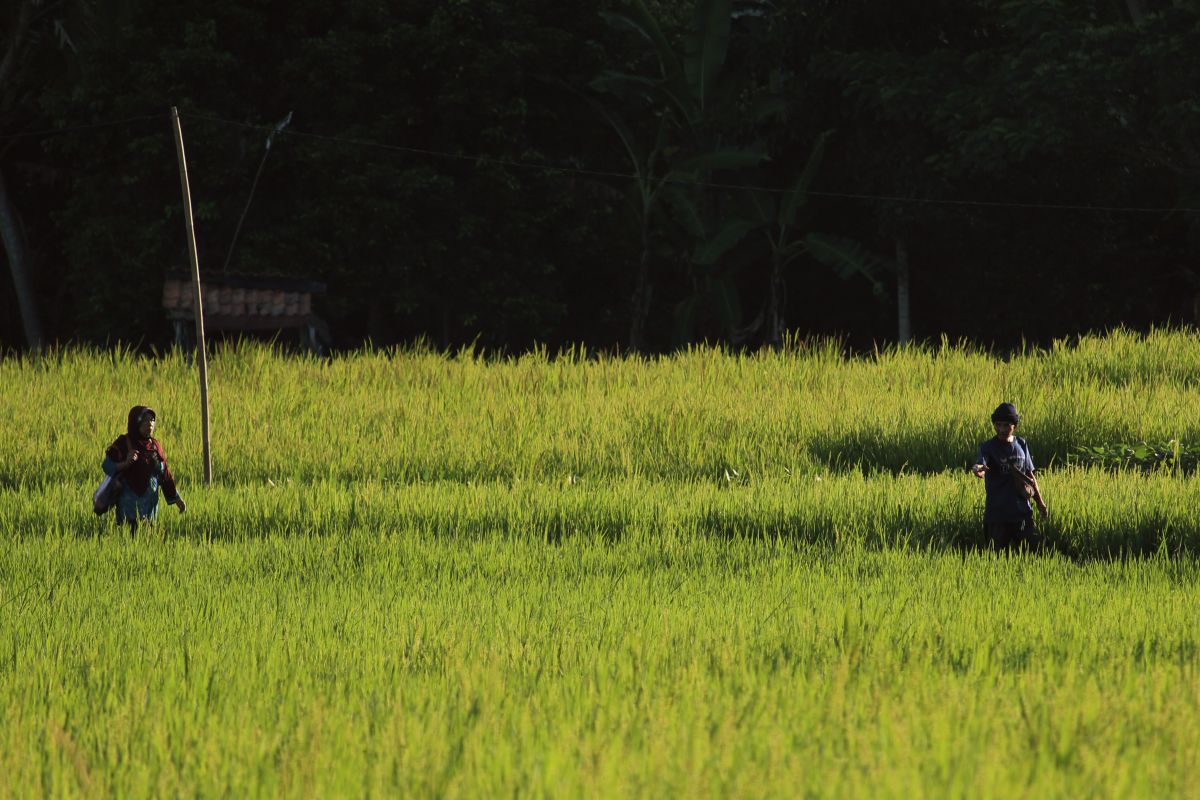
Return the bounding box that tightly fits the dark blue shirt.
[976,436,1035,522]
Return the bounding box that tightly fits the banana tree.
[743,132,890,348]
[659,184,759,343]
[585,99,763,349]
[589,0,771,350]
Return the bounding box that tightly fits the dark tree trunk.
[0,166,43,351]
[628,233,652,353]
[896,238,911,345]
[766,251,785,349]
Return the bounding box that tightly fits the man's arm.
[1022,441,1048,517]
[1027,474,1048,517]
[971,444,989,478]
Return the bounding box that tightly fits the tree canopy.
[2,0,1198,352]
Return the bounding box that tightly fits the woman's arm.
[155,442,185,513]
[102,442,136,476]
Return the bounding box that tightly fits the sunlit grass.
[4,326,1200,486]
[2,536,1198,797]
[3,327,1200,797]
[2,469,1198,555]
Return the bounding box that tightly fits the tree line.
[2,0,1198,353]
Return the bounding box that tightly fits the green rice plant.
[3,327,1200,487]
[2,468,1197,556]
[2,534,1200,797]
[5,327,1200,796]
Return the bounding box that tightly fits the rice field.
[3,328,1200,796]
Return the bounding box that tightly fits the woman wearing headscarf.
[102,406,185,532]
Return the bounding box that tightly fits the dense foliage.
[2,0,1198,351]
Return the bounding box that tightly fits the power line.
[182,112,649,182]
[9,109,1196,215]
[0,113,166,142]
[804,189,1197,214]
[183,112,1200,214]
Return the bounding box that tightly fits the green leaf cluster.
[1071,440,1199,474]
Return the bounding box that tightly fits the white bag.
[92,475,122,514]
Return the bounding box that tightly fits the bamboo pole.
[170,107,212,484]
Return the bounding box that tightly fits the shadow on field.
[804,429,1075,475]
[45,489,1197,563]
[689,508,1068,555]
[687,510,1200,561]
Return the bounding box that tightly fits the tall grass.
[2,536,1199,797]
[3,327,1200,486]
[5,328,1200,797]
[2,469,1198,554]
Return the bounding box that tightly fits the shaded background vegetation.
[2,0,1198,353]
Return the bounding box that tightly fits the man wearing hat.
[971,402,1048,550]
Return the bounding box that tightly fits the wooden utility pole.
[170,107,212,484]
